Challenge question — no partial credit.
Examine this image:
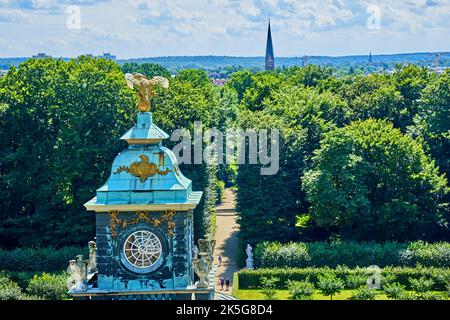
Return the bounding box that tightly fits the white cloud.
[239,0,260,17]
[0,0,449,58]
[0,8,30,22]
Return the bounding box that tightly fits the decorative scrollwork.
[109,210,176,238]
[113,154,171,183]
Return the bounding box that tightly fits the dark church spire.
[265,19,275,71]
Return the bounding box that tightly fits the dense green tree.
[241,72,283,111]
[333,73,412,128]
[0,57,225,247]
[226,70,254,102]
[391,65,435,129]
[303,119,448,241]
[121,62,171,79]
[284,65,334,88]
[177,69,211,88]
[351,85,404,127]
[236,86,350,245]
[0,57,136,248]
[410,70,450,182]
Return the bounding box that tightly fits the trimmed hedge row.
[0,247,86,273]
[0,272,68,300]
[255,241,450,268]
[237,267,450,291]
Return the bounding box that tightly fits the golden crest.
[114,154,170,182]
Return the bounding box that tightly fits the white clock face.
[123,230,162,269]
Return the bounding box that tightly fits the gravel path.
[213,189,240,293]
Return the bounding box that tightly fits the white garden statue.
[245,244,254,270]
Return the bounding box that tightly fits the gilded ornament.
[125,73,169,112]
[108,210,176,239]
[113,154,171,182]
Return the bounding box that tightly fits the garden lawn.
[233,289,447,300]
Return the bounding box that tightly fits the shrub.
[420,292,446,300]
[409,277,434,294]
[21,295,44,300]
[26,273,69,300]
[346,273,368,289]
[397,292,417,300]
[0,276,22,300]
[255,241,450,268]
[260,277,278,300]
[400,241,450,267]
[317,273,345,300]
[255,242,311,268]
[350,286,377,300]
[380,273,397,288]
[287,279,315,300]
[383,283,406,300]
[6,272,36,289]
[260,277,279,300]
[237,267,450,291]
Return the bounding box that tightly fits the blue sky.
[0,0,449,58]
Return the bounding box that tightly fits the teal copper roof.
[84,112,202,211]
[120,112,169,143]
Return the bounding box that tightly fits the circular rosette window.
[122,230,164,274]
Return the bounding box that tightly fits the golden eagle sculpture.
[125,73,169,112]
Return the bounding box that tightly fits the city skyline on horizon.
[0,1,449,59]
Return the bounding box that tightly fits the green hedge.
[27,273,69,300]
[237,267,450,291]
[255,241,450,268]
[0,247,86,273]
[216,180,225,205]
[0,247,85,289]
[0,275,23,300]
[0,272,69,300]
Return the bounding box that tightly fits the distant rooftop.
[32,53,51,59]
[101,53,116,61]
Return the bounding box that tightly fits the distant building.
[265,20,275,71]
[302,55,308,67]
[431,66,448,74]
[32,53,51,59]
[100,53,116,61]
[369,52,373,64]
[434,52,442,69]
[212,78,228,86]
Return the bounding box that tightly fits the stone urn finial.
[88,241,97,273]
[193,239,215,288]
[68,255,88,291]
